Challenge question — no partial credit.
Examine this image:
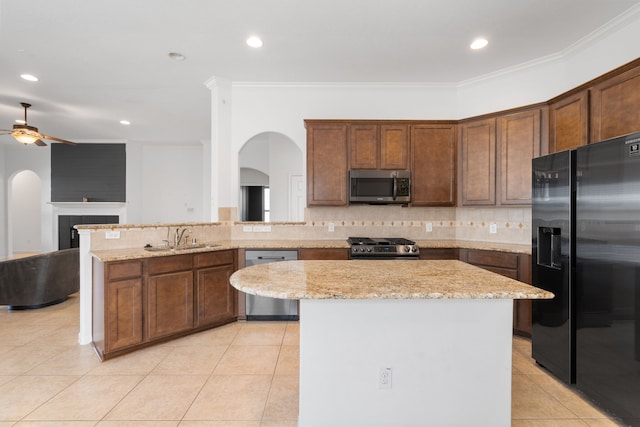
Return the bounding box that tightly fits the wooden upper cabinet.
[349,124,378,169]
[498,109,541,205]
[590,65,640,142]
[411,124,457,206]
[460,118,496,206]
[379,124,409,170]
[549,90,589,153]
[306,122,348,206]
[349,123,409,170]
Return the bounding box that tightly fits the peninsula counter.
[230,260,552,427]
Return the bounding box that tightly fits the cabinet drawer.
[481,266,518,280]
[195,250,234,268]
[466,250,518,269]
[107,260,143,281]
[147,254,193,274]
[419,248,459,260]
[298,248,349,260]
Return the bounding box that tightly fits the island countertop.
[229,259,553,300]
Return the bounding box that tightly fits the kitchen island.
[230,259,552,427]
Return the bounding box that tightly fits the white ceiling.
[1,0,639,146]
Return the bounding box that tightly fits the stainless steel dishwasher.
[245,250,299,320]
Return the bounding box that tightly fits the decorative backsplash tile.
[87,205,531,251]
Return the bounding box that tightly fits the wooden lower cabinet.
[459,248,532,337]
[147,270,194,340]
[197,265,235,326]
[93,249,237,359]
[106,277,143,352]
[418,248,459,260]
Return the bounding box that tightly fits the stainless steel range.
[347,237,420,260]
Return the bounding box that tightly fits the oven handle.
[392,176,397,200]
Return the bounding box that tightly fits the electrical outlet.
[378,367,392,389]
[490,223,497,234]
[425,222,433,232]
[328,222,335,232]
[105,230,120,239]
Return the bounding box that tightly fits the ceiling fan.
[0,102,76,146]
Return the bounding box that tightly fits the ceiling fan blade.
[42,134,77,145]
[34,139,47,147]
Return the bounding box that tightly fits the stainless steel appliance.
[348,237,419,260]
[532,131,640,426]
[245,250,299,320]
[349,170,411,204]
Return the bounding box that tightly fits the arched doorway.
[238,132,303,222]
[9,170,42,256]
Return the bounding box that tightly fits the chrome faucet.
[174,227,190,247]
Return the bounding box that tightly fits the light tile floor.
[0,294,624,426]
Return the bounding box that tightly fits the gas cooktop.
[347,237,416,246]
[347,237,419,258]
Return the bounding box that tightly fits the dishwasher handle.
[257,256,287,260]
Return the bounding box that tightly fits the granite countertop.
[416,240,531,254]
[91,240,351,262]
[91,239,530,262]
[230,260,553,300]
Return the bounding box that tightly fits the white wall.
[2,145,52,254]
[10,170,41,253]
[139,144,204,223]
[0,146,6,258]
[269,136,302,221]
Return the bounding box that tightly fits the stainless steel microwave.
[349,170,411,204]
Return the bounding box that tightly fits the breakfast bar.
[230,259,553,427]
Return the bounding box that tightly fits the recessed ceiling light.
[470,38,489,50]
[120,120,131,125]
[20,74,39,82]
[168,52,186,61]
[246,36,263,48]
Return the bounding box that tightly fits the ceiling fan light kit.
[1,102,76,147]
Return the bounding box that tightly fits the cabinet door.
[106,278,143,352]
[349,124,378,169]
[498,109,541,205]
[306,123,348,206]
[411,124,457,206]
[590,65,640,142]
[460,118,496,205]
[147,271,194,340]
[380,124,409,170]
[197,264,236,327]
[549,90,589,153]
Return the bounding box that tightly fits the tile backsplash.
[87,205,531,251]
[231,205,530,245]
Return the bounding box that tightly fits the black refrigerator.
[532,131,640,426]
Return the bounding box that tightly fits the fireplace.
[50,202,126,250]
